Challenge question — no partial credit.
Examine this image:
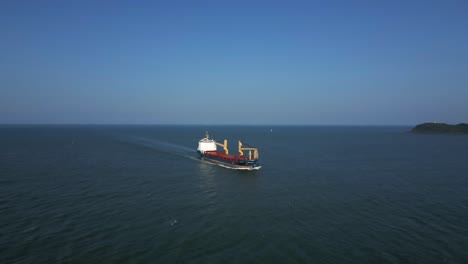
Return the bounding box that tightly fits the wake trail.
[118,135,199,161]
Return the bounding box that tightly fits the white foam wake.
[119,135,196,160]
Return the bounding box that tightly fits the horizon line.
[0,123,418,126]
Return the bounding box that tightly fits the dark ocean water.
[1,125,468,263]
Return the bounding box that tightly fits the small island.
[411,122,468,134]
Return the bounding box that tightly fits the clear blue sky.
[1,0,467,125]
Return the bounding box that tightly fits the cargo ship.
[197,132,261,170]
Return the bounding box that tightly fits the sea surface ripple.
[1,125,468,263]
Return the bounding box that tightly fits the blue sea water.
[1,125,468,263]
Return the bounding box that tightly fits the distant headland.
[411,122,468,134]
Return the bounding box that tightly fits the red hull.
[203,150,246,162]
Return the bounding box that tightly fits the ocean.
[1,125,468,263]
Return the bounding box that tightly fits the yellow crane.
[238,140,259,160]
[216,139,229,155]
